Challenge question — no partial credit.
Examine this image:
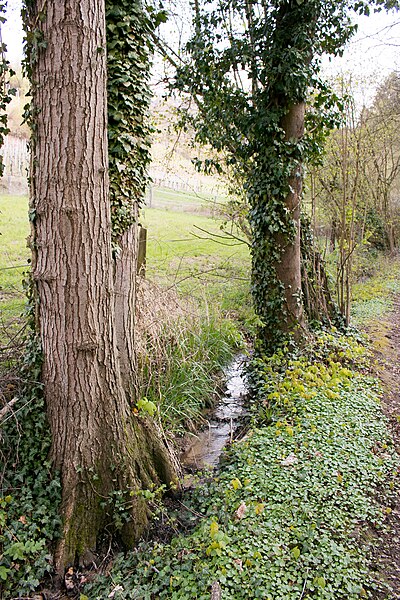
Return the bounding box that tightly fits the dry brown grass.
[134,276,196,357]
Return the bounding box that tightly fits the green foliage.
[137,397,157,417]
[0,336,61,597]
[351,256,400,324]
[106,0,156,246]
[173,0,399,349]
[139,316,243,434]
[86,330,398,599]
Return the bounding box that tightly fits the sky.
[1,0,400,101]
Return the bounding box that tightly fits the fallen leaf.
[235,501,247,520]
[108,585,124,598]
[281,453,298,466]
[234,558,243,571]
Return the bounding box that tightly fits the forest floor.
[368,296,400,599]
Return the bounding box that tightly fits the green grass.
[0,195,30,285]
[142,207,251,324]
[0,195,30,341]
[148,186,221,212]
[351,255,400,325]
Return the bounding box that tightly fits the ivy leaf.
[254,503,265,515]
[210,521,219,539]
[231,478,242,490]
[292,547,301,560]
[0,566,10,581]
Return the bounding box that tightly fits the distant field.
[141,205,250,314]
[0,195,30,337]
[146,186,223,214]
[0,192,251,337]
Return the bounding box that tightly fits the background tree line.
[310,72,400,322]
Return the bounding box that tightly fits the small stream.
[181,355,248,470]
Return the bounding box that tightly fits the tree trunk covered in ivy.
[106,0,153,388]
[174,0,398,351]
[25,0,176,573]
[248,2,316,348]
[250,101,307,347]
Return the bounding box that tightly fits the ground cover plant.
[87,329,399,599]
[0,322,62,597]
[351,255,400,325]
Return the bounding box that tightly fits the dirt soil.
[366,297,400,599]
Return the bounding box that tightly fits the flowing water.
[181,355,248,469]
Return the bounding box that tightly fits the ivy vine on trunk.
[174,0,399,352]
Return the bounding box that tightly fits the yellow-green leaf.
[292,547,300,560]
[231,478,242,490]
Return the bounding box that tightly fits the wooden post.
[137,226,147,275]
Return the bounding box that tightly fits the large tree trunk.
[28,0,176,573]
[275,102,306,336]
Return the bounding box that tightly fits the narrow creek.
[181,354,248,470]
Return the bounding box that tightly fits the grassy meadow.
[0,191,251,324]
[0,195,30,338]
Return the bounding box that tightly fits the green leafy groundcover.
[88,331,398,599]
[0,338,62,597]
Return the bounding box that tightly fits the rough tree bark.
[114,223,138,390]
[275,102,306,336]
[28,0,176,572]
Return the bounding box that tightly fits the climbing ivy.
[174,0,399,352]
[106,0,166,247]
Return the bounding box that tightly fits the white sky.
[1,0,399,100]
